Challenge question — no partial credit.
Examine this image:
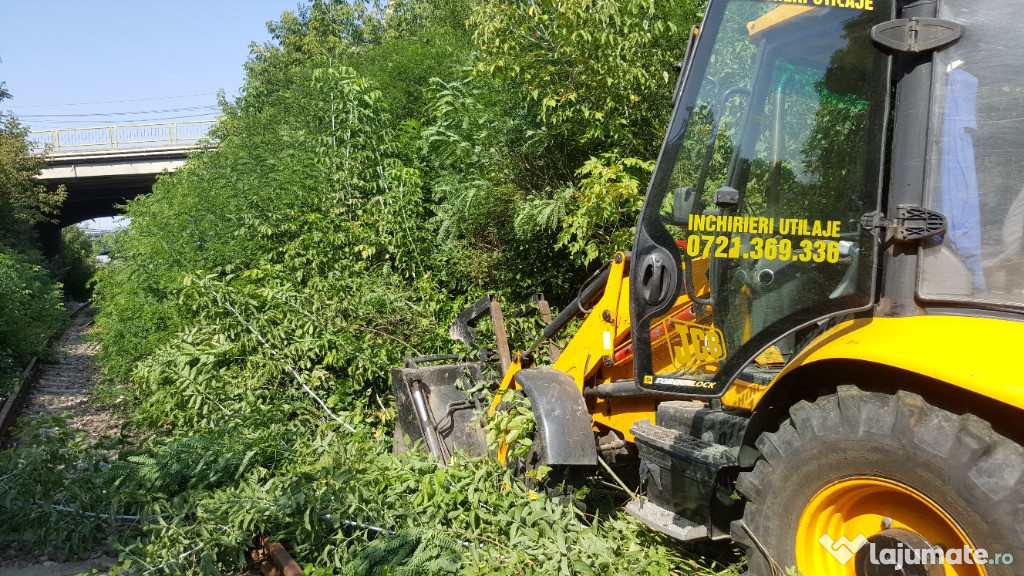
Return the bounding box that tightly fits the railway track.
[0,358,37,446]
[0,303,306,575]
[0,302,96,445]
[0,302,123,572]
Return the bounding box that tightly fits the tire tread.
[734,386,1024,576]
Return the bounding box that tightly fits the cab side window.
[920,0,1024,304]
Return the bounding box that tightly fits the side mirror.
[672,186,699,225]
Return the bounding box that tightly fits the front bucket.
[391,362,491,464]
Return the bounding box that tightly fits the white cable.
[207,284,356,432]
[19,106,220,119]
[8,93,219,109]
[140,543,205,575]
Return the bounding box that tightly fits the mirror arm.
[673,26,701,106]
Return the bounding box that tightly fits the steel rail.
[0,302,92,445]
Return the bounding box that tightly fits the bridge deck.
[38,146,194,182]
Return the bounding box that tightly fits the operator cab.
[630,0,892,396]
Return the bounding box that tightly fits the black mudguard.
[514,368,598,467]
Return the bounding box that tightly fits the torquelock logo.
[818,534,868,565]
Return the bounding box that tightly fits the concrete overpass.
[38,146,191,226]
[30,121,214,255]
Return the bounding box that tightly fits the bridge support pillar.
[36,222,62,260]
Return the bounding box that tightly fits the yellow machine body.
[494,258,1024,447]
[722,315,1024,414]
[490,251,715,443]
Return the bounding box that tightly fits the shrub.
[0,92,72,389]
[0,246,65,392]
[52,226,97,301]
[54,1,743,573]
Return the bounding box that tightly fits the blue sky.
[0,1,304,131]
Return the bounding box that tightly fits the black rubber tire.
[510,432,590,514]
[733,385,1024,576]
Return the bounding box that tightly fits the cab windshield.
[637,0,891,389]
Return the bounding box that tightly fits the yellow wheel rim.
[795,476,986,576]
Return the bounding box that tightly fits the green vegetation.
[0,1,743,573]
[0,85,74,391]
[0,246,64,391]
[54,225,97,301]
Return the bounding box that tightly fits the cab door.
[630,0,892,395]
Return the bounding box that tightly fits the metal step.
[625,498,708,542]
[631,419,744,541]
[632,419,738,469]
[656,400,750,450]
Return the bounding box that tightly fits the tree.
[0,105,66,252]
[0,86,67,388]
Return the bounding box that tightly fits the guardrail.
[29,120,216,153]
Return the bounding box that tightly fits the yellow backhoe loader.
[394,1,1024,574]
